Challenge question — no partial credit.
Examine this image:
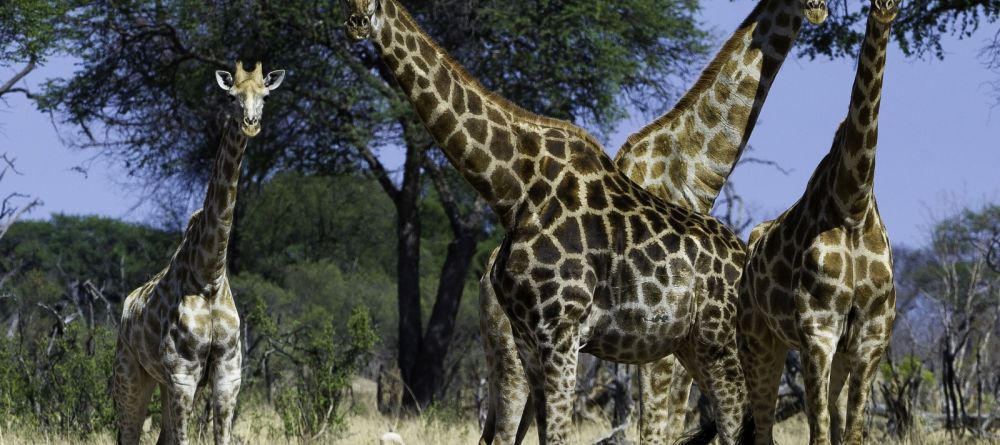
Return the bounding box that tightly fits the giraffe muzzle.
[345,14,372,41]
[873,0,900,23]
[242,118,261,137]
[804,0,829,24]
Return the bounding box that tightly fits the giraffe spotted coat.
[738,2,899,444]
[343,1,753,443]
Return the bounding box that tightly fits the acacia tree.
[0,0,70,100]
[39,0,709,408]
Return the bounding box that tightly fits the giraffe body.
[738,2,899,444]
[113,62,284,445]
[480,0,822,441]
[343,2,752,443]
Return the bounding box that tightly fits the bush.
[0,321,115,436]
[274,307,378,439]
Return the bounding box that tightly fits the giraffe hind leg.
[113,344,156,445]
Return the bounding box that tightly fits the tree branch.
[0,57,37,98]
[357,144,400,201]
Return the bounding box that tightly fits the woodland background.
[1,0,1000,442]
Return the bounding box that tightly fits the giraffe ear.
[215,71,234,90]
[264,70,285,91]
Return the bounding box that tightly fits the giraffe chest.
[744,214,894,347]
[119,277,241,383]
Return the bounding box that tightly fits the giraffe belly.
[579,303,691,363]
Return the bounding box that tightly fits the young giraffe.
[738,1,899,444]
[343,1,752,444]
[480,0,829,442]
[112,62,285,445]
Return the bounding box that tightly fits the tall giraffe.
[343,1,752,444]
[480,0,829,442]
[738,1,899,444]
[112,61,285,445]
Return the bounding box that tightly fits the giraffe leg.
[113,345,156,445]
[738,309,785,445]
[841,320,891,445]
[638,355,691,444]
[479,271,530,445]
[517,321,580,445]
[684,346,750,445]
[828,351,850,445]
[211,346,242,445]
[159,372,199,445]
[666,359,694,436]
[800,331,839,445]
[157,384,175,445]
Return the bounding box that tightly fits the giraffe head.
[215,61,285,137]
[872,0,901,24]
[802,0,829,24]
[342,0,383,42]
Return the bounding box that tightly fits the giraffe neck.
[372,0,597,228]
[185,118,247,286]
[818,14,891,223]
[614,0,804,213]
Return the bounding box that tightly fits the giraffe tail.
[674,411,755,445]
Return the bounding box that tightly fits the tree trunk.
[409,231,479,405]
[396,143,425,406]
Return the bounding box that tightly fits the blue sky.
[2,0,999,248]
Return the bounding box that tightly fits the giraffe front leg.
[479,272,531,445]
[828,351,850,445]
[211,345,242,445]
[638,355,691,444]
[517,318,580,445]
[737,308,788,445]
[842,318,892,445]
[681,343,750,445]
[113,344,156,445]
[159,373,199,445]
[800,330,840,445]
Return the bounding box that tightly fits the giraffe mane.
[614,1,767,161]
[392,1,605,152]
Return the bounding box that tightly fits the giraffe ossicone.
[112,60,285,445]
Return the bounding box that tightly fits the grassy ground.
[1,378,997,444]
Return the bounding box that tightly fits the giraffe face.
[215,61,285,137]
[872,0,901,23]
[343,0,382,42]
[802,0,829,24]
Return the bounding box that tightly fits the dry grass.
[2,378,997,444]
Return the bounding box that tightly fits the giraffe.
[112,61,285,445]
[481,0,829,442]
[738,1,899,443]
[343,1,752,444]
